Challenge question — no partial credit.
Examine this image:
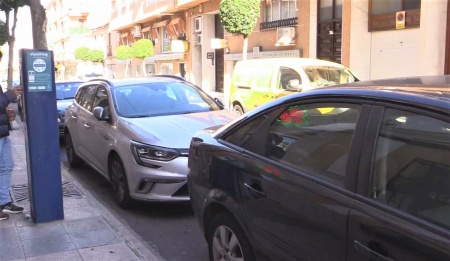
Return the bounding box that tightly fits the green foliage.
[0,20,7,46]
[74,46,91,61]
[69,26,91,35]
[90,49,104,62]
[0,0,29,11]
[132,39,154,59]
[116,45,133,60]
[220,0,260,37]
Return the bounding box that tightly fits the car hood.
[120,110,237,148]
[57,99,74,111]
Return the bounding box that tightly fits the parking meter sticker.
[33,59,47,73]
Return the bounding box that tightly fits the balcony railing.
[260,17,298,31]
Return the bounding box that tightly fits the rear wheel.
[109,155,132,208]
[233,104,244,115]
[65,131,83,168]
[207,212,255,261]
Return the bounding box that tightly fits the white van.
[229,58,358,114]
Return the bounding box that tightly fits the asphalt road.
[59,144,209,261]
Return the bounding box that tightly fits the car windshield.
[304,66,357,87]
[112,82,221,118]
[56,82,83,100]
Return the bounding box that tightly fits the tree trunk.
[142,59,147,77]
[242,36,248,61]
[6,9,19,91]
[29,0,48,50]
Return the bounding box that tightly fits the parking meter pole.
[19,49,64,223]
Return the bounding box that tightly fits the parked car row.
[55,61,449,260]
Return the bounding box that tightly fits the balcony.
[260,17,298,31]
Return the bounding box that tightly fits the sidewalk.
[0,120,162,261]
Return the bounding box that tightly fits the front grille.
[172,184,189,197]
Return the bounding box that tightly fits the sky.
[0,6,33,76]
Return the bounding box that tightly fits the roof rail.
[87,78,113,86]
[149,74,186,82]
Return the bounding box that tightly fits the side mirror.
[93,106,110,121]
[214,97,225,109]
[287,79,302,92]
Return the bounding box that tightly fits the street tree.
[0,0,29,90]
[132,39,153,76]
[29,0,46,49]
[219,0,259,60]
[90,49,104,63]
[116,45,132,77]
[74,46,91,61]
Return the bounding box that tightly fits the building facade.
[46,0,450,100]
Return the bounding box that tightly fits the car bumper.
[125,156,190,202]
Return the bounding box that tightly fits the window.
[278,67,301,90]
[371,109,450,229]
[224,114,269,148]
[369,0,421,31]
[371,0,420,15]
[162,26,172,53]
[249,103,361,185]
[264,0,297,22]
[92,86,108,109]
[78,85,98,111]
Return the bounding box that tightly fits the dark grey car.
[188,75,450,261]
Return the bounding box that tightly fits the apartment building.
[46,0,450,98]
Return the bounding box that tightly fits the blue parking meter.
[19,49,64,223]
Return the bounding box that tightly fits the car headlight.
[131,141,180,165]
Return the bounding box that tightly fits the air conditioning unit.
[196,33,202,46]
[275,27,295,46]
[194,17,202,33]
[133,25,141,37]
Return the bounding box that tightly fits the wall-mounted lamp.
[225,47,230,54]
[199,3,203,13]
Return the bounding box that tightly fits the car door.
[238,64,275,111]
[236,100,370,260]
[348,106,450,260]
[83,85,113,175]
[66,85,97,160]
[270,66,302,99]
[71,84,98,161]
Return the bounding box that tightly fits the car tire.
[109,155,132,208]
[207,212,255,261]
[65,131,83,168]
[233,104,244,115]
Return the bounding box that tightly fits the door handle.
[244,182,267,199]
[353,241,394,261]
[83,123,90,128]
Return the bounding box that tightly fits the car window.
[112,82,220,117]
[278,66,301,90]
[304,66,356,87]
[223,114,269,147]
[56,82,82,100]
[247,103,361,186]
[371,108,450,229]
[92,86,109,109]
[78,85,97,111]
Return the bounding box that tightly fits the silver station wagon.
[64,76,237,208]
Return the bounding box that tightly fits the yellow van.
[229,58,358,114]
